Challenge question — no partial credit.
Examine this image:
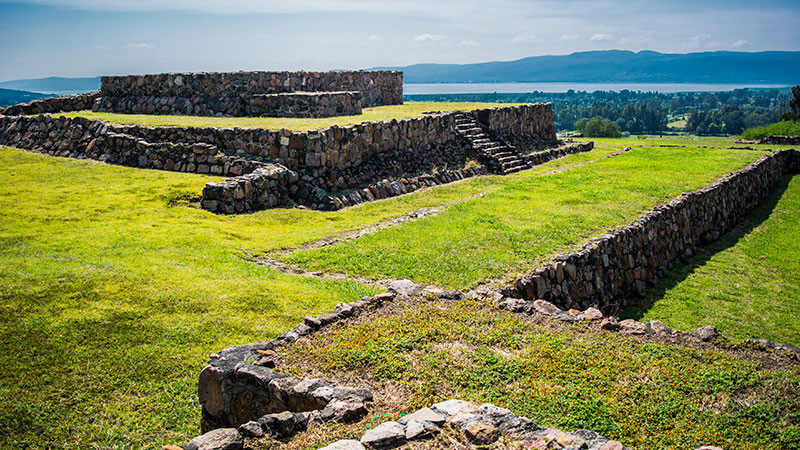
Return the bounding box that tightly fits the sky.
[0,0,799,81]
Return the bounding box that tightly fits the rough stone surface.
[184,428,243,450]
[319,440,367,450]
[694,326,720,342]
[619,319,647,335]
[236,421,263,438]
[431,399,479,417]
[388,279,421,297]
[397,407,446,426]
[464,423,501,445]
[96,71,402,114]
[598,441,624,450]
[360,421,406,449]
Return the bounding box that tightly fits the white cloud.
[731,39,751,48]
[685,34,711,49]
[125,43,155,48]
[590,33,613,42]
[510,34,541,44]
[560,34,579,41]
[414,33,447,42]
[460,40,479,47]
[368,35,383,41]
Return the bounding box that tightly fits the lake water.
[403,82,791,95]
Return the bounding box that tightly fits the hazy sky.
[1,0,799,81]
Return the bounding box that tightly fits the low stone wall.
[93,90,363,118]
[0,91,100,116]
[198,291,400,433]
[96,71,401,115]
[0,115,261,177]
[475,103,557,150]
[514,149,800,312]
[0,104,558,211]
[201,164,302,213]
[99,71,403,106]
[249,91,361,118]
[760,135,800,145]
[525,141,594,166]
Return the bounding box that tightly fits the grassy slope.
[0,142,621,449]
[54,102,522,131]
[0,136,787,449]
[283,297,800,450]
[285,144,762,288]
[624,175,800,345]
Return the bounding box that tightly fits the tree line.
[406,88,792,135]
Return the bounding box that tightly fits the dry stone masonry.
[0,101,562,212]
[94,71,402,117]
[0,91,100,116]
[512,149,800,312]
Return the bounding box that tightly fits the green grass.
[284,297,800,450]
[624,175,800,345]
[741,120,800,140]
[0,135,789,449]
[52,102,523,131]
[284,143,762,288]
[0,141,624,449]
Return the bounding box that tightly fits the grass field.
[54,101,522,131]
[0,134,796,449]
[624,175,800,345]
[284,144,762,288]
[282,297,800,450]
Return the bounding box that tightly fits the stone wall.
[0,115,262,177]
[513,149,800,312]
[248,91,361,118]
[94,90,363,118]
[0,91,100,116]
[760,135,800,145]
[94,71,402,117]
[0,103,558,211]
[475,103,557,150]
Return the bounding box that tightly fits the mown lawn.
[283,297,800,450]
[624,174,800,345]
[284,144,762,288]
[0,135,786,449]
[53,101,522,131]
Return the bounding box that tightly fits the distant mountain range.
[378,50,800,84]
[0,88,50,107]
[1,51,797,98]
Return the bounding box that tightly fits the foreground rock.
[184,428,243,450]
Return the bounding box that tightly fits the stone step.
[456,125,481,131]
[503,165,529,174]
[502,161,530,170]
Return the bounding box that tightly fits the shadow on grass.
[620,174,792,321]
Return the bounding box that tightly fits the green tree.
[781,85,800,121]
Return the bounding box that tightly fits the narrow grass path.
[284,145,762,288]
[54,101,523,131]
[624,174,800,345]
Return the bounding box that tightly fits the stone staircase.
[454,113,531,175]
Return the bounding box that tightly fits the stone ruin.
[0,70,577,214]
[95,71,403,118]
